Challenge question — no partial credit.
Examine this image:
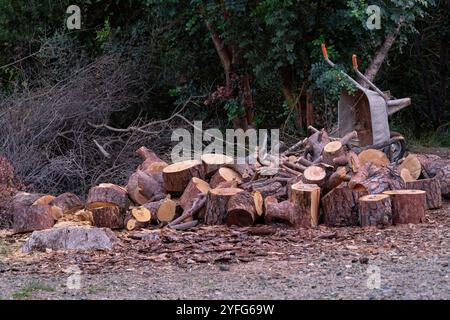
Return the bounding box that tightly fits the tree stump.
[91,206,124,229]
[209,167,242,189]
[136,146,168,173]
[358,149,390,167]
[87,183,129,210]
[13,204,56,233]
[201,153,234,177]
[126,170,166,205]
[323,141,344,166]
[225,191,257,227]
[204,188,243,225]
[358,194,393,228]
[50,193,84,215]
[405,178,442,209]
[383,190,426,224]
[398,154,421,180]
[179,177,210,210]
[399,168,415,183]
[290,183,321,227]
[321,184,367,227]
[302,166,326,186]
[162,160,204,193]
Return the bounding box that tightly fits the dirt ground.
[0,200,448,300]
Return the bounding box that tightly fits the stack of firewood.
[8,128,450,234]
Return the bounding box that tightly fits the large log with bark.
[136,146,168,173]
[350,165,405,194]
[87,183,129,210]
[204,188,243,225]
[322,141,345,166]
[417,154,450,198]
[321,184,368,227]
[126,170,166,205]
[162,160,205,193]
[225,191,258,227]
[209,167,242,189]
[405,178,442,209]
[201,153,234,177]
[50,193,83,215]
[290,183,321,227]
[358,194,393,228]
[179,177,210,210]
[91,205,124,229]
[13,204,56,233]
[383,190,426,224]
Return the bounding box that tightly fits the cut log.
[290,183,320,227]
[302,166,326,186]
[405,178,442,209]
[32,195,56,205]
[11,192,45,212]
[142,198,177,224]
[417,154,450,198]
[91,205,123,229]
[350,165,405,194]
[162,160,204,193]
[358,149,390,167]
[253,191,263,217]
[136,146,168,173]
[225,191,257,227]
[126,170,165,205]
[304,129,330,161]
[50,193,83,215]
[398,154,421,180]
[325,166,348,193]
[264,197,298,226]
[130,206,152,223]
[321,184,368,227]
[125,217,148,231]
[252,181,283,198]
[209,167,242,189]
[400,168,415,183]
[201,153,234,176]
[13,204,55,233]
[179,177,210,210]
[383,190,426,224]
[204,188,243,225]
[169,193,207,227]
[358,194,393,228]
[322,141,344,166]
[87,183,129,210]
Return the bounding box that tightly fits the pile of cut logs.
[8,128,450,234]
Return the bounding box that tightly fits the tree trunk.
[225,191,257,227]
[350,165,405,194]
[209,167,242,189]
[290,182,321,227]
[91,206,124,229]
[126,170,166,205]
[321,184,368,227]
[87,183,129,210]
[179,177,210,210]
[383,190,426,224]
[405,178,442,210]
[13,204,55,233]
[201,153,234,177]
[358,194,393,228]
[162,160,205,193]
[204,188,243,225]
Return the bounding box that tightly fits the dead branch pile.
[5,126,449,234]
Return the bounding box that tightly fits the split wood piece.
[204,188,243,225]
[169,193,207,227]
[348,162,372,190]
[209,167,242,189]
[264,196,297,226]
[405,178,442,210]
[321,184,368,227]
[126,170,166,205]
[398,154,421,180]
[302,166,326,186]
[50,193,83,215]
[136,146,168,173]
[225,191,258,227]
[87,183,129,210]
[179,177,210,210]
[290,183,320,227]
[162,160,204,193]
[358,149,390,167]
[253,191,263,217]
[32,195,56,205]
[417,154,450,198]
[400,168,415,183]
[347,150,361,173]
[13,204,56,234]
[358,194,393,228]
[383,190,426,224]
[350,165,405,194]
[322,141,345,166]
[91,206,124,229]
[125,217,148,231]
[143,198,177,224]
[74,209,93,224]
[201,153,234,177]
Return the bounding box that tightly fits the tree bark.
[405,178,442,210]
[383,190,426,224]
[50,193,83,215]
[87,183,129,210]
[91,206,124,229]
[225,191,257,227]
[358,194,393,227]
[179,177,210,210]
[13,204,55,233]
[290,183,321,227]
[204,188,243,225]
